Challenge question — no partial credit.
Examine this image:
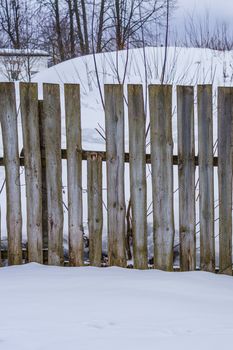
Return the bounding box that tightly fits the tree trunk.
[80,0,89,54]
[73,0,85,54]
[96,0,105,53]
[54,0,65,61]
[67,0,75,57]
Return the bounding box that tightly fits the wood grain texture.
[87,154,103,266]
[64,84,83,266]
[38,100,48,263]
[128,85,147,269]
[177,86,196,271]
[197,85,215,272]
[43,84,63,266]
[218,87,233,275]
[0,83,22,265]
[149,85,174,271]
[104,85,126,267]
[20,83,43,263]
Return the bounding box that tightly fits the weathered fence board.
[65,84,83,266]
[43,84,63,266]
[197,85,215,272]
[149,85,174,271]
[105,84,126,267]
[87,154,103,266]
[128,85,147,269]
[0,83,22,265]
[218,87,233,275]
[38,100,48,262]
[177,86,195,271]
[20,83,43,263]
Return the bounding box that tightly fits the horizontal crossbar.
[0,150,219,166]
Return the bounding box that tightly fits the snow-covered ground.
[1,263,233,349]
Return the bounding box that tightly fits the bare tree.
[73,0,89,54]
[111,0,170,50]
[66,0,75,57]
[0,0,177,65]
[184,12,233,51]
[0,0,22,49]
[96,0,107,53]
[53,0,65,60]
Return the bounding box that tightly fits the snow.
[0,263,233,349]
[0,48,49,57]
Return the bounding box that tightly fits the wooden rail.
[0,151,219,166]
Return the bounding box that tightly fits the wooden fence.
[0,83,232,275]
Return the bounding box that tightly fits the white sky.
[173,0,233,42]
[175,0,233,23]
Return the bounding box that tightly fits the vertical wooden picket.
[128,85,147,269]
[43,84,63,266]
[0,83,22,265]
[38,100,48,263]
[197,85,215,272]
[20,83,43,263]
[105,84,126,267]
[87,154,103,266]
[149,85,174,271]
[177,86,195,271]
[218,87,233,275]
[64,84,83,266]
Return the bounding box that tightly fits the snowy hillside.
[1,46,233,262]
[33,46,233,151]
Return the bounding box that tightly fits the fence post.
[20,83,43,263]
[197,85,215,272]
[128,85,147,269]
[38,100,48,263]
[177,86,195,271]
[104,84,126,267]
[149,85,174,271]
[64,84,83,266]
[218,87,233,275]
[43,84,63,266]
[0,83,22,265]
[87,153,103,266]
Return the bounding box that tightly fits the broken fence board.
[87,154,103,267]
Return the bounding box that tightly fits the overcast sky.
[176,0,233,21]
[172,0,233,42]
